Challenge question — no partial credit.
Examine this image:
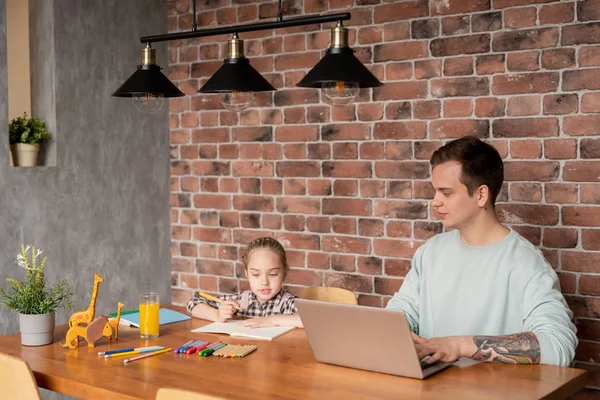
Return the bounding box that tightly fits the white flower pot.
[19,311,55,346]
[11,143,39,167]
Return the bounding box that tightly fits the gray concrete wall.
[1,1,171,397]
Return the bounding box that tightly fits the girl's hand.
[216,300,240,322]
[238,316,279,328]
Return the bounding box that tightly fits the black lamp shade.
[199,58,275,93]
[297,47,382,88]
[112,65,184,98]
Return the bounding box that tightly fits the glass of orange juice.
[139,293,159,339]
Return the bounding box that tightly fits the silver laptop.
[296,299,453,379]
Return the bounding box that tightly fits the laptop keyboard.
[420,359,442,370]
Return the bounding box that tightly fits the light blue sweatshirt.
[386,229,577,367]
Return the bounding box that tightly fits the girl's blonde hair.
[242,237,288,276]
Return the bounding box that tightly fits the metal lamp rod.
[140,12,351,44]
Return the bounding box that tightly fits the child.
[187,237,303,328]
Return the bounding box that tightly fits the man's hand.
[216,300,240,322]
[238,315,280,328]
[412,332,476,364]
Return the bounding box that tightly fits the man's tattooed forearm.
[471,332,541,364]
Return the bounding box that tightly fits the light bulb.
[322,81,359,106]
[219,91,254,112]
[132,93,164,114]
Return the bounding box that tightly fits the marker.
[185,341,208,355]
[173,340,194,353]
[207,343,228,356]
[200,343,226,357]
[178,339,204,354]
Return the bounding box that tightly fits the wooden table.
[0,311,588,400]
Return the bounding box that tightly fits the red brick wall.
[168,0,600,383]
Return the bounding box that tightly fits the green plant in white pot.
[0,245,74,346]
[9,112,53,167]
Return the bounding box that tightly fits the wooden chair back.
[302,286,358,305]
[0,352,41,399]
[156,388,228,399]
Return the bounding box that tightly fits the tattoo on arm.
[471,332,541,364]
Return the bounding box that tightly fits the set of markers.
[175,339,257,358]
[99,346,172,365]
[175,339,225,356]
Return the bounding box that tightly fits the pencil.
[105,347,164,359]
[124,347,173,364]
[198,292,242,311]
[99,346,162,356]
[221,345,241,358]
[238,346,257,358]
[232,345,252,358]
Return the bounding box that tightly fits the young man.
[386,136,577,367]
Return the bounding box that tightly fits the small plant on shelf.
[8,112,53,167]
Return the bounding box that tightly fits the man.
[386,136,577,367]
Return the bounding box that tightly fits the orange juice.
[139,299,159,339]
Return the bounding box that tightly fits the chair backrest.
[0,353,41,400]
[156,388,228,400]
[302,286,358,305]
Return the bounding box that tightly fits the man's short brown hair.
[430,136,504,205]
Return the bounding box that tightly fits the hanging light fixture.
[297,21,382,106]
[113,0,384,113]
[198,33,275,112]
[112,43,184,114]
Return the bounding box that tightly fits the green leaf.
[8,112,52,145]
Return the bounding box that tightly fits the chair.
[156,388,228,400]
[0,353,41,399]
[302,286,358,305]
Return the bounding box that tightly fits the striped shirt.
[187,289,298,317]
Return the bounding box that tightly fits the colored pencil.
[99,346,162,356]
[228,345,251,358]
[105,347,165,359]
[198,292,242,311]
[216,345,235,357]
[225,345,244,358]
[212,344,229,357]
[124,347,173,364]
[215,344,238,357]
[237,346,257,358]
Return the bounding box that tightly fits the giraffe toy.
[108,302,124,341]
[63,316,113,349]
[68,273,104,328]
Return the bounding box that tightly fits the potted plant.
[0,245,74,346]
[9,112,53,167]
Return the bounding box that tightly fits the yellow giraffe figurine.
[68,273,104,328]
[108,302,124,341]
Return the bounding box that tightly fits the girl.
[187,237,303,328]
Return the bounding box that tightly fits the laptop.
[296,299,454,379]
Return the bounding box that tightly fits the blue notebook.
[110,308,190,328]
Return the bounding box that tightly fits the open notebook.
[191,321,294,340]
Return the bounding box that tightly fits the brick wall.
[168,0,600,387]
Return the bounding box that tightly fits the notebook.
[191,321,294,340]
[109,308,191,328]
